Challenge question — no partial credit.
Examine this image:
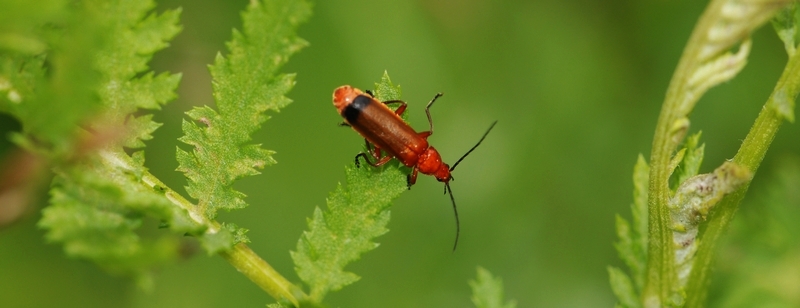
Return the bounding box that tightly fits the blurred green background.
[2,0,799,307]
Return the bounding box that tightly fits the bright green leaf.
[673,132,705,190]
[0,0,67,54]
[712,157,800,307]
[176,0,310,231]
[375,71,402,102]
[35,0,193,282]
[40,150,200,278]
[121,114,163,149]
[291,74,407,303]
[613,154,649,297]
[470,267,517,308]
[93,0,182,147]
[608,266,641,308]
[291,159,406,302]
[614,215,639,288]
[200,222,250,255]
[0,1,106,151]
[631,155,649,260]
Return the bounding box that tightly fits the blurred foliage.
[1,0,798,307]
[711,156,800,307]
[2,0,192,292]
[610,154,649,308]
[470,266,517,308]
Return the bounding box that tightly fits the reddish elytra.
[332,85,496,250]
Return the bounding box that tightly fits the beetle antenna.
[450,121,498,172]
[445,182,460,251]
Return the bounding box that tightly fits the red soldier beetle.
[332,85,497,250]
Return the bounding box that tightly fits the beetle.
[332,85,496,250]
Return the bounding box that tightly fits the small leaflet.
[668,161,751,286]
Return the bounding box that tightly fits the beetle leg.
[382,100,407,117]
[364,139,383,161]
[423,93,443,135]
[407,167,419,189]
[355,152,392,168]
[354,152,370,168]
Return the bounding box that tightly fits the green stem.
[683,36,800,308]
[644,1,728,304]
[139,166,306,306]
[221,243,305,307]
[642,0,794,304]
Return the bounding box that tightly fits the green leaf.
[0,0,67,54]
[614,215,640,290]
[768,7,800,124]
[772,2,800,56]
[0,1,106,152]
[668,148,686,179]
[637,1,794,305]
[35,0,194,283]
[292,160,406,302]
[92,0,182,148]
[672,132,705,190]
[712,156,800,307]
[199,222,250,255]
[120,114,163,149]
[631,155,649,262]
[608,266,641,308]
[469,267,517,308]
[291,74,406,303]
[40,151,200,280]
[613,154,649,297]
[2,0,181,151]
[668,161,752,292]
[199,227,234,255]
[0,53,43,109]
[374,71,402,102]
[176,0,311,233]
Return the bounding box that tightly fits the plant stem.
[643,0,794,304]
[138,163,306,305]
[644,0,728,304]
[221,243,305,307]
[683,36,800,308]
